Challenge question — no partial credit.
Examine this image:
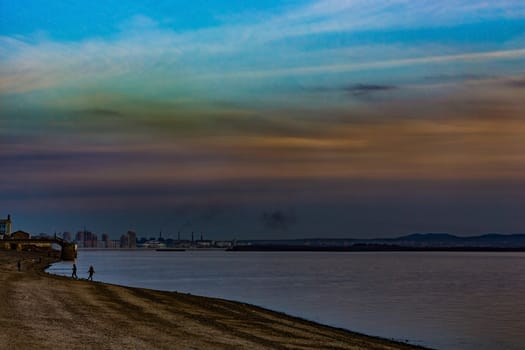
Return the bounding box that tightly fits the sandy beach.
[0,250,426,350]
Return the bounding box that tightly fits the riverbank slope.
[0,250,426,350]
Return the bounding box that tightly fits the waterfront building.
[215,241,234,248]
[11,230,31,239]
[108,240,120,248]
[141,240,166,249]
[0,215,12,239]
[196,240,213,248]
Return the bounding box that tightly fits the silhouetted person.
[17,260,21,272]
[71,263,78,279]
[87,265,95,281]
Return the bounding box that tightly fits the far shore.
[0,249,429,350]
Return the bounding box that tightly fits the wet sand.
[0,250,426,350]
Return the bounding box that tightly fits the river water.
[48,251,525,350]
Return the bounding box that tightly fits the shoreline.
[1,250,429,349]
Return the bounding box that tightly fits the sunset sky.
[1,1,525,238]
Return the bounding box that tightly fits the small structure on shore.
[0,214,77,260]
[11,230,31,240]
[1,238,78,261]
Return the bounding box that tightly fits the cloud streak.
[344,84,397,96]
[2,0,525,95]
[195,48,525,81]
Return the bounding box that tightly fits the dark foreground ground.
[0,250,427,350]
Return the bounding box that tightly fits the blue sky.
[1,1,525,238]
[0,1,302,38]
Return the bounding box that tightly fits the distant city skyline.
[2,1,525,238]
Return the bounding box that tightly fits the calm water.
[48,251,525,350]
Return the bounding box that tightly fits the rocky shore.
[0,250,427,349]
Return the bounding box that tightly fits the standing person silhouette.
[17,260,21,272]
[87,265,95,281]
[71,263,78,279]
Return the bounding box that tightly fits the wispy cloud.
[271,0,525,39]
[196,48,525,80]
[2,0,525,96]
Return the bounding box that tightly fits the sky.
[1,0,525,239]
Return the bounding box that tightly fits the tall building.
[76,230,97,248]
[128,231,137,248]
[0,215,12,239]
[101,233,110,248]
[120,234,129,248]
[62,232,72,242]
[75,230,85,243]
[119,231,137,248]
